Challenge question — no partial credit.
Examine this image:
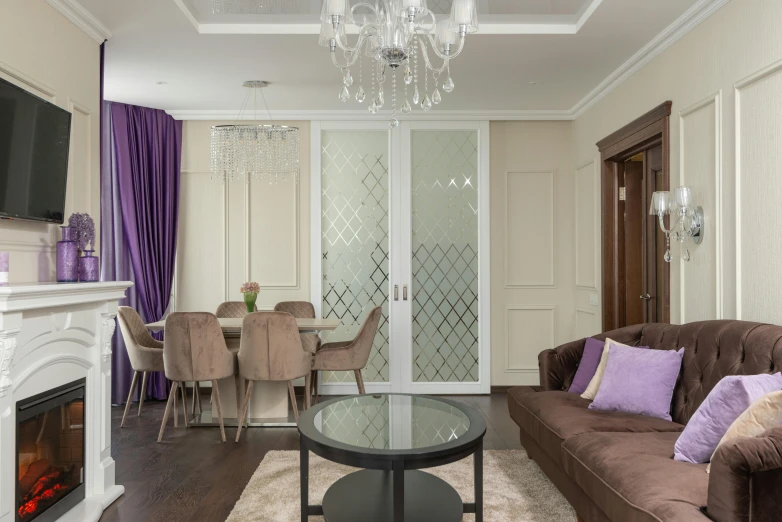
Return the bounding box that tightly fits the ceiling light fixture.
[210,81,300,184]
[320,0,479,127]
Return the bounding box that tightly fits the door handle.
[640,294,652,301]
[403,285,408,301]
[394,285,399,301]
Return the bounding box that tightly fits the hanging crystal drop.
[664,249,672,263]
[390,118,400,128]
[343,70,353,87]
[432,88,442,105]
[682,249,691,262]
[404,66,413,85]
[356,85,366,103]
[369,100,378,114]
[339,85,350,102]
[413,87,420,105]
[401,99,412,114]
[422,94,432,111]
[377,91,385,108]
[443,76,455,93]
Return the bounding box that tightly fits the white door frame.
[311,120,490,395]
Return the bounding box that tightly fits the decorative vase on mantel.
[56,226,79,283]
[79,249,100,282]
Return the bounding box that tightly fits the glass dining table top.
[312,394,472,451]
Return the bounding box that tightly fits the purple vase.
[79,250,100,282]
[57,226,79,283]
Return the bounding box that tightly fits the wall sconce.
[649,186,703,263]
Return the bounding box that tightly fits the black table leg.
[393,461,405,522]
[475,439,483,522]
[300,439,309,522]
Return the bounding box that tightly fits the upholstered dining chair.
[159,312,238,443]
[117,306,165,428]
[273,301,321,354]
[311,306,382,403]
[216,301,257,318]
[235,312,312,441]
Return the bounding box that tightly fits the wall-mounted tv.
[0,76,71,224]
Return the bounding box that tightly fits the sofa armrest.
[707,425,782,522]
[537,324,646,392]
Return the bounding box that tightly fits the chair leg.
[354,370,366,395]
[173,383,179,428]
[137,371,149,417]
[192,381,202,416]
[158,382,178,443]
[234,375,244,425]
[212,380,226,443]
[179,382,189,428]
[235,380,254,442]
[304,372,312,410]
[121,371,140,428]
[288,380,300,424]
[313,371,320,404]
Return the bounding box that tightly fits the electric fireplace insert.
[16,379,85,522]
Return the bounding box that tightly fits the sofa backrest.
[631,321,782,425]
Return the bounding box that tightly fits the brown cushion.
[562,432,710,522]
[507,389,685,465]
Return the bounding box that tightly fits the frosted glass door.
[410,130,480,383]
[321,130,390,384]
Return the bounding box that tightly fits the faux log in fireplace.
[16,379,86,522]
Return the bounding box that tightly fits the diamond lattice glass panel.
[322,131,390,383]
[411,130,479,382]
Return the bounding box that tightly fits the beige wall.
[490,121,575,386]
[0,0,101,283]
[572,0,782,328]
[176,120,311,313]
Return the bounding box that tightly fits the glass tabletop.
[313,395,471,451]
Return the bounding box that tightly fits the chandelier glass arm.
[333,24,376,60]
[417,35,463,74]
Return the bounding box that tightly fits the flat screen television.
[0,77,71,224]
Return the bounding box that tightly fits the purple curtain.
[101,101,182,404]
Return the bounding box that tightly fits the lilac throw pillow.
[589,345,684,421]
[674,373,782,464]
[568,338,605,394]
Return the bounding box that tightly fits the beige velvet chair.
[274,301,321,354]
[216,301,257,318]
[312,306,382,402]
[117,306,165,428]
[235,312,312,441]
[159,312,237,443]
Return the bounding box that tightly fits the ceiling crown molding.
[165,109,575,122]
[570,0,731,118]
[45,0,112,44]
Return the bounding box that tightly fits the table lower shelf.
[320,469,463,522]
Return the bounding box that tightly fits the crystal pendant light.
[319,0,478,123]
[210,81,300,184]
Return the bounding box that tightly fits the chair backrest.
[273,301,316,319]
[117,306,162,367]
[163,312,235,382]
[216,301,256,318]
[349,306,383,369]
[238,312,311,382]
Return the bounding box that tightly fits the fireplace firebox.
[16,379,86,522]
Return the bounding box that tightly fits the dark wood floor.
[99,392,520,522]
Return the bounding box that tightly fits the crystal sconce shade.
[649,186,704,263]
[319,0,478,126]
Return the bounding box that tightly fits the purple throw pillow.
[568,338,605,394]
[588,345,684,421]
[674,373,782,464]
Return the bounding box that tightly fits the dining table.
[146,316,341,427]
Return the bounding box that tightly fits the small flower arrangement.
[240,281,260,313]
[68,213,96,252]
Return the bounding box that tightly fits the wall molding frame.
[678,91,723,323]
[45,0,113,43]
[0,60,57,102]
[504,169,556,289]
[574,160,598,290]
[504,305,556,373]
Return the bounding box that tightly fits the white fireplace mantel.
[0,281,133,522]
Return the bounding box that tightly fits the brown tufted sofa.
[507,320,782,522]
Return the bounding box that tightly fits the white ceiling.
[76,0,702,113]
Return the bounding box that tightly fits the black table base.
[321,469,462,522]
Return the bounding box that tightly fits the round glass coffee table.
[298,394,486,522]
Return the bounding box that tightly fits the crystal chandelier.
[210,81,300,183]
[212,0,304,15]
[319,0,479,126]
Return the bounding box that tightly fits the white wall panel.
[575,161,597,289]
[505,306,555,372]
[575,307,598,339]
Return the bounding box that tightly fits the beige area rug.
[228,450,575,522]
